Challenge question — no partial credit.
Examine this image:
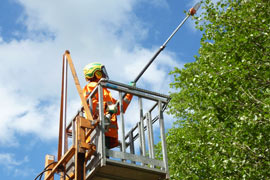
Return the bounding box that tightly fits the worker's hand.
[107,104,118,114]
[128,81,136,87]
[104,114,111,126]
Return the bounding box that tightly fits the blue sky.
[0,0,202,179]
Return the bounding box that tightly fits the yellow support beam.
[45,146,75,180]
[44,155,55,180]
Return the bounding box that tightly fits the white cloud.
[0,153,28,167]
[0,0,182,147]
[14,167,35,177]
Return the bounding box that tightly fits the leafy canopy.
[158,0,270,179]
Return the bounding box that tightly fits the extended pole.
[58,54,66,161]
[133,2,200,83]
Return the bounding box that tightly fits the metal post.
[64,57,68,153]
[138,97,146,157]
[158,101,169,175]
[146,112,155,159]
[138,122,142,156]
[98,84,106,166]
[119,92,126,161]
[69,117,75,180]
[58,55,66,161]
[72,119,76,146]
[128,132,135,164]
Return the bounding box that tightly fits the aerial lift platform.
[40,4,200,179]
[43,51,170,180]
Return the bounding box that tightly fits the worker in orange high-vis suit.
[83,62,134,149]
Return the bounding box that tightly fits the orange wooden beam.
[64,50,93,121]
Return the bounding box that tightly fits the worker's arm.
[119,93,133,114]
[119,81,135,113]
[114,82,135,115]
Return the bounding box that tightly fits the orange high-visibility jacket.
[83,82,133,147]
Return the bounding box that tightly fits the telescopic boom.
[133,2,200,83]
[111,3,201,113]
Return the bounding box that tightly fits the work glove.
[104,114,111,126]
[106,104,118,114]
[128,81,136,87]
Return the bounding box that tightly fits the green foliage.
[160,0,270,179]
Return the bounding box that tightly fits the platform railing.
[65,79,170,179]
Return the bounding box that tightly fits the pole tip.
[189,2,201,16]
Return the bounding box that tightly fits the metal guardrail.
[65,79,170,179]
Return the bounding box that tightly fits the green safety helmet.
[83,62,109,81]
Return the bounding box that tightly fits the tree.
[158,0,270,179]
